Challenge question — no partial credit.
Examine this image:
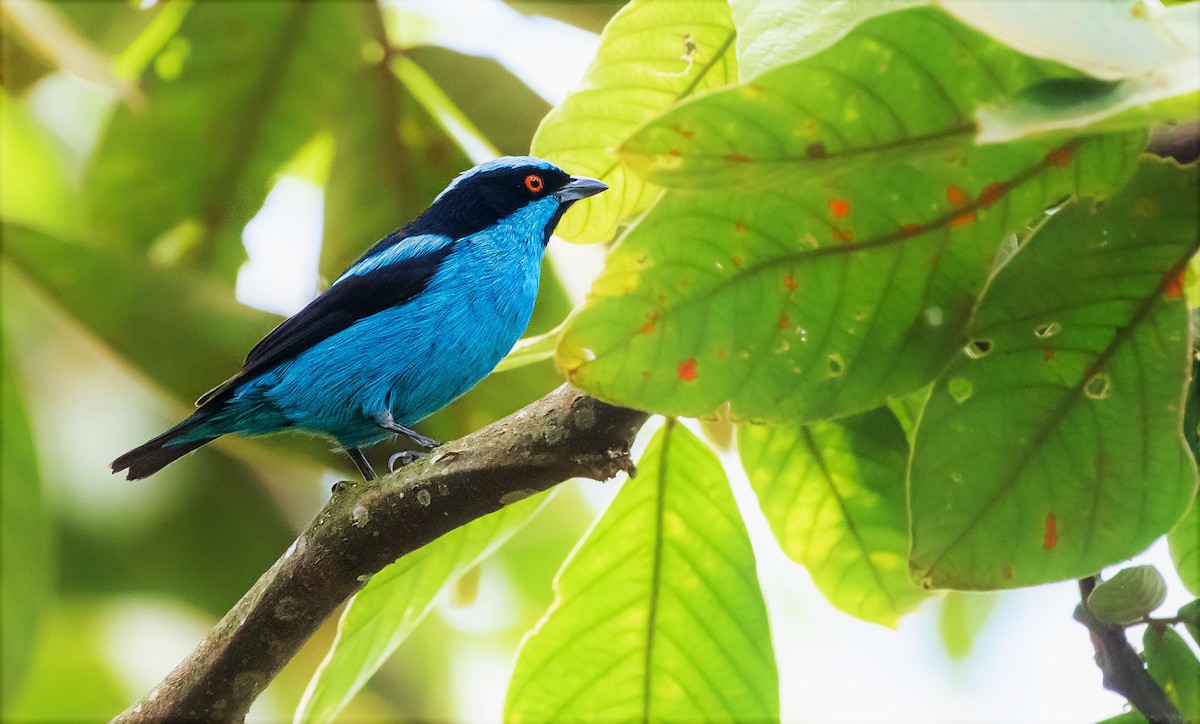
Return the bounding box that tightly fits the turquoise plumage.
[112,157,606,480]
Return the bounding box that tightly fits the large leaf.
[620,6,1081,186]
[1170,357,1200,596]
[0,339,49,707]
[730,0,919,79]
[1144,625,1200,721]
[296,492,552,723]
[86,1,361,277]
[531,0,738,242]
[506,422,777,722]
[1171,496,1200,597]
[942,0,1197,80]
[738,408,927,626]
[909,159,1199,590]
[558,133,1142,422]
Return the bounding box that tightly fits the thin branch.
[112,385,649,723]
[1075,576,1183,724]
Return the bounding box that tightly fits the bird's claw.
[388,450,427,472]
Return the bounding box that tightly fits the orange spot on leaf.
[639,312,660,335]
[985,254,995,267]
[950,210,977,227]
[778,313,790,329]
[832,227,854,242]
[829,199,850,218]
[735,222,748,233]
[1043,513,1058,551]
[1044,346,1055,361]
[677,358,697,382]
[1045,146,1073,167]
[946,185,968,206]
[1163,268,1185,298]
[979,182,1007,210]
[899,223,921,238]
[670,123,694,139]
[784,274,797,291]
[724,153,751,164]
[669,148,682,157]
[732,256,743,267]
[716,348,726,359]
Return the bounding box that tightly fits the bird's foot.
[388,449,427,472]
[379,412,440,449]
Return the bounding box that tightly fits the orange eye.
[524,174,544,193]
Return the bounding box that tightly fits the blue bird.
[112,157,607,481]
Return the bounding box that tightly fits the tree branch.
[1074,576,1183,724]
[112,385,649,723]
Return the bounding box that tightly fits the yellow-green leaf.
[506,422,777,722]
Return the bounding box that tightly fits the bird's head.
[417,156,608,245]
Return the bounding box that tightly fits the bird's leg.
[346,448,376,481]
[379,411,439,449]
[388,450,424,472]
[380,411,438,473]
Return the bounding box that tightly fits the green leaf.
[0,88,77,237]
[942,0,1197,80]
[407,45,549,157]
[319,16,472,275]
[909,159,1200,590]
[1172,357,1200,596]
[0,342,49,706]
[2,224,341,472]
[1144,625,1200,721]
[296,492,552,723]
[738,409,927,626]
[86,1,361,277]
[730,0,920,79]
[977,77,1200,145]
[494,321,566,374]
[620,7,1083,187]
[1087,566,1168,625]
[1172,495,1200,596]
[531,0,738,242]
[2,223,273,405]
[1179,599,1200,648]
[506,422,778,722]
[938,591,999,660]
[559,133,1142,423]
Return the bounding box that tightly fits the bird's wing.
[195,234,456,407]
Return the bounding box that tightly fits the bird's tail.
[111,413,219,481]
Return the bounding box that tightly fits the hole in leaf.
[964,339,992,359]
[1084,372,1111,399]
[827,353,845,377]
[1034,322,1061,338]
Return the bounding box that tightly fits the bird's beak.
[556,176,608,202]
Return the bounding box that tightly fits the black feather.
[196,241,455,407]
[111,413,217,481]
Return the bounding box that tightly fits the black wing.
[196,240,456,407]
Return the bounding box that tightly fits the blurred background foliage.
[0,0,620,719]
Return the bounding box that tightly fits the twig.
[1075,576,1183,724]
[111,385,649,723]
